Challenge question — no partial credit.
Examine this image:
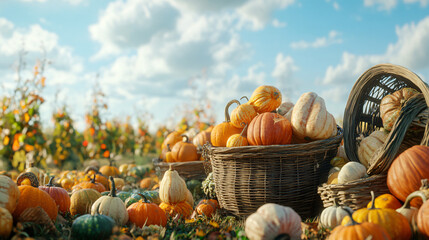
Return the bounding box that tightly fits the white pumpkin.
[291,92,337,141]
[337,162,367,184]
[245,203,302,240]
[320,199,353,229]
[159,168,188,204]
[336,145,349,162]
[357,130,389,168]
[277,102,294,116]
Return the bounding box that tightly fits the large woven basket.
[343,63,429,175]
[152,158,208,181]
[202,128,342,218]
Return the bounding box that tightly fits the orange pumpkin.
[417,197,429,237]
[99,160,119,177]
[159,201,192,219]
[127,195,167,227]
[329,208,391,240]
[162,131,183,150]
[367,193,402,210]
[229,99,257,128]
[210,102,242,147]
[39,176,71,214]
[196,199,218,217]
[83,173,109,190]
[72,174,107,193]
[0,175,20,213]
[248,85,282,113]
[170,135,198,162]
[379,88,419,131]
[13,172,58,221]
[140,178,155,189]
[247,112,292,145]
[226,125,248,147]
[387,145,429,207]
[192,131,211,148]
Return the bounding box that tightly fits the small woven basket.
[152,158,209,181]
[202,128,342,218]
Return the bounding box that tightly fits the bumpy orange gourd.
[387,145,429,207]
[229,99,257,128]
[291,92,337,141]
[171,135,198,162]
[248,85,282,113]
[39,176,71,214]
[211,102,242,147]
[14,172,58,221]
[247,112,292,146]
[159,201,193,219]
[0,175,19,213]
[341,191,411,240]
[379,88,419,131]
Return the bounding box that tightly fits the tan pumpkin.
[277,101,294,116]
[192,130,211,148]
[245,203,302,240]
[159,168,188,204]
[210,102,243,147]
[0,207,12,238]
[380,88,419,131]
[248,85,282,113]
[229,99,257,128]
[171,135,198,162]
[185,189,194,208]
[291,92,337,141]
[337,162,367,184]
[358,130,389,168]
[0,175,20,213]
[70,188,102,216]
[91,177,128,226]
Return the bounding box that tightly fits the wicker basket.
[152,158,209,181]
[343,63,429,175]
[202,128,342,218]
[318,174,389,210]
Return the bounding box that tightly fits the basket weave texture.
[152,158,208,181]
[343,63,429,174]
[202,128,342,218]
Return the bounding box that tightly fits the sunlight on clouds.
[364,0,398,11]
[272,54,299,100]
[272,19,286,28]
[404,0,429,6]
[290,30,342,49]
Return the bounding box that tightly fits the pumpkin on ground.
[196,199,218,217]
[358,130,389,168]
[127,195,167,227]
[337,162,367,184]
[210,102,243,147]
[387,145,429,207]
[329,207,390,240]
[229,99,257,128]
[13,172,58,221]
[140,177,155,189]
[99,159,119,177]
[367,193,401,210]
[71,214,116,240]
[291,92,337,142]
[159,168,188,204]
[170,135,198,162]
[341,191,412,240]
[91,177,129,226]
[83,173,109,190]
[416,197,429,237]
[379,88,419,131]
[70,188,102,216]
[245,203,302,240]
[248,85,282,113]
[0,207,13,238]
[0,175,20,213]
[39,176,70,214]
[247,112,292,146]
[72,174,107,193]
[320,198,353,229]
[159,201,193,219]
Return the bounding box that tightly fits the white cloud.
[237,0,295,30]
[169,0,247,12]
[363,0,398,10]
[272,54,299,100]
[404,0,429,6]
[291,30,342,49]
[272,19,286,28]
[333,2,340,10]
[322,16,429,96]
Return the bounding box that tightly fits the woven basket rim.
[153,159,204,167]
[319,174,387,189]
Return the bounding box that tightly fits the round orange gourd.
[159,201,192,219]
[127,196,167,227]
[366,193,401,210]
[39,176,71,214]
[72,174,107,193]
[229,99,257,128]
[83,173,109,190]
[291,92,337,141]
[99,160,119,177]
[379,88,419,131]
[162,131,183,150]
[247,112,292,146]
[0,175,20,213]
[248,85,282,113]
[14,172,58,221]
[387,145,429,207]
[210,102,242,147]
[171,135,198,162]
[341,191,411,240]
[226,125,248,147]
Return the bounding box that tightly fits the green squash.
[125,191,160,208]
[116,191,132,202]
[71,214,116,240]
[144,190,160,205]
[187,179,203,199]
[101,191,110,196]
[128,165,149,179]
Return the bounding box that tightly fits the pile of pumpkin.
[0,162,221,239]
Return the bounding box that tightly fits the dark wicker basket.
[202,128,342,218]
[152,158,208,181]
[343,63,429,175]
[318,174,389,210]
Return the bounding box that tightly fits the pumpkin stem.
[420,179,429,190]
[136,193,150,203]
[91,174,96,184]
[274,234,290,240]
[167,144,171,152]
[369,191,377,209]
[399,191,427,210]
[273,91,280,100]
[240,96,249,102]
[181,134,189,143]
[239,124,248,137]
[109,176,116,197]
[46,176,55,187]
[342,207,358,226]
[225,100,240,122]
[333,197,340,207]
[16,172,39,188]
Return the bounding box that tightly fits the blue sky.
[1,0,429,132]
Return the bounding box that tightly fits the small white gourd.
[337,162,367,184]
